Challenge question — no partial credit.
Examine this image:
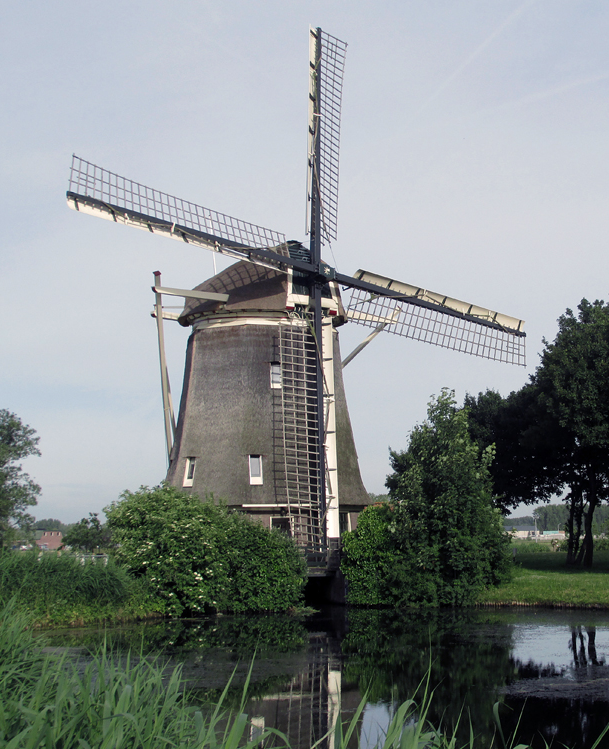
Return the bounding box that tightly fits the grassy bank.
[0,550,165,626]
[479,550,609,608]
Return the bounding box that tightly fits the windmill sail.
[66,156,526,369]
[344,269,526,366]
[67,156,289,266]
[305,28,348,544]
[306,28,347,245]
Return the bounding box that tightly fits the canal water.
[40,607,609,748]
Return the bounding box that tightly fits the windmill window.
[271,516,292,536]
[249,455,263,485]
[339,512,351,536]
[183,457,196,487]
[270,362,282,388]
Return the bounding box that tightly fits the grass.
[0,599,286,748]
[509,540,555,553]
[479,550,609,608]
[3,600,609,748]
[0,550,165,626]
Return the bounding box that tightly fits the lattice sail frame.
[68,155,287,255]
[307,28,347,244]
[68,157,526,366]
[346,288,526,366]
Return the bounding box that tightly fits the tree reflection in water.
[342,608,516,747]
[570,626,604,668]
[39,609,609,748]
[501,624,609,748]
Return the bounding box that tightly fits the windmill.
[66,28,525,569]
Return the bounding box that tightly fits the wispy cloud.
[499,71,609,109]
[409,0,538,121]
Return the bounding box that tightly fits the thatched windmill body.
[162,254,370,549]
[66,28,526,563]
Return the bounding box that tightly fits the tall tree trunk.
[566,488,583,565]
[582,467,598,569]
[566,495,575,564]
[575,530,587,565]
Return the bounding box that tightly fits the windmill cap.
[178,259,347,327]
[178,261,291,326]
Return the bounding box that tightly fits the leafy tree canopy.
[32,518,71,533]
[537,299,609,447]
[464,385,568,513]
[342,390,511,607]
[0,410,40,548]
[62,513,110,553]
[368,492,389,503]
[466,299,609,567]
[105,485,306,616]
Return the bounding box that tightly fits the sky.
[2,0,609,522]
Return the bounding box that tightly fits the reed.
[327,666,449,749]
[0,599,287,748]
[0,550,164,625]
[1,600,608,748]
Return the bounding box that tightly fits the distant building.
[34,530,63,550]
[504,524,538,539]
[504,524,566,540]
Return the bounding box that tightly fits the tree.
[590,505,609,536]
[368,492,389,503]
[466,299,609,568]
[62,513,109,553]
[465,385,567,514]
[532,299,609,567]
[33,518,71,533]
[105,485,306,616]
[507,515,535,526]
[532,504,569,532]
[0,410,40,548]
[342,390,511,607]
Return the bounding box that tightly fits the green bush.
[105,485,307,616]
[558,536,609,553]
[342,391,511,608]
[592,537,609,551]
[222,510,307,613]
[341,504,398,606]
